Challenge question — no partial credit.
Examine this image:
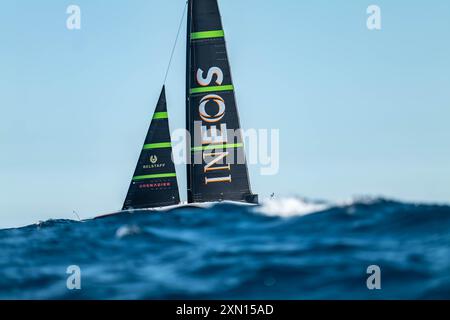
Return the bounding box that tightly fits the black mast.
[186,0,193,203]
[123,86,180,210]
[185,0,258,204]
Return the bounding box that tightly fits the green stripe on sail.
[133,173,177,181]
[191,143,244,153]
[153,112,168,120]
[191,30,224,40]
[190,85,234,95]
[143,142,172,150]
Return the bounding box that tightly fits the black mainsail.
[186,0,258,204]
[123,86,180,210]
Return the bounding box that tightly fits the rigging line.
[163,1,188,84]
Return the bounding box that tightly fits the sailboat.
[103,0,258,216]
[122,86,181,210]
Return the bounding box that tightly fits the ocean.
[0,197,449,299]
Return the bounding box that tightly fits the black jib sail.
[123,86,180,210]
[186,0,258,204]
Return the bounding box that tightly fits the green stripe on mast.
[143,142,172,150]
[191,30,224,40]
[153,112,168,120]
[133,173,177,181]
[190,85,234,95]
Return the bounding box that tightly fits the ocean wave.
[255,197,330,217]
[1,196,449,299]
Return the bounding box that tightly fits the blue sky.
[1,0,449,228]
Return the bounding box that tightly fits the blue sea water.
[0,198,449,300]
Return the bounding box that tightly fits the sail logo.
[196,67,232,185]
[143,155,164,169]
[150,155,158,164]
[199,95,226,123]
[197,67,223,87]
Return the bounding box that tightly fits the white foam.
[255,197,329,218]
[115,225,141,238]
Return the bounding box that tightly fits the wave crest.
[115,225,141,239]
[255,197,329,218]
